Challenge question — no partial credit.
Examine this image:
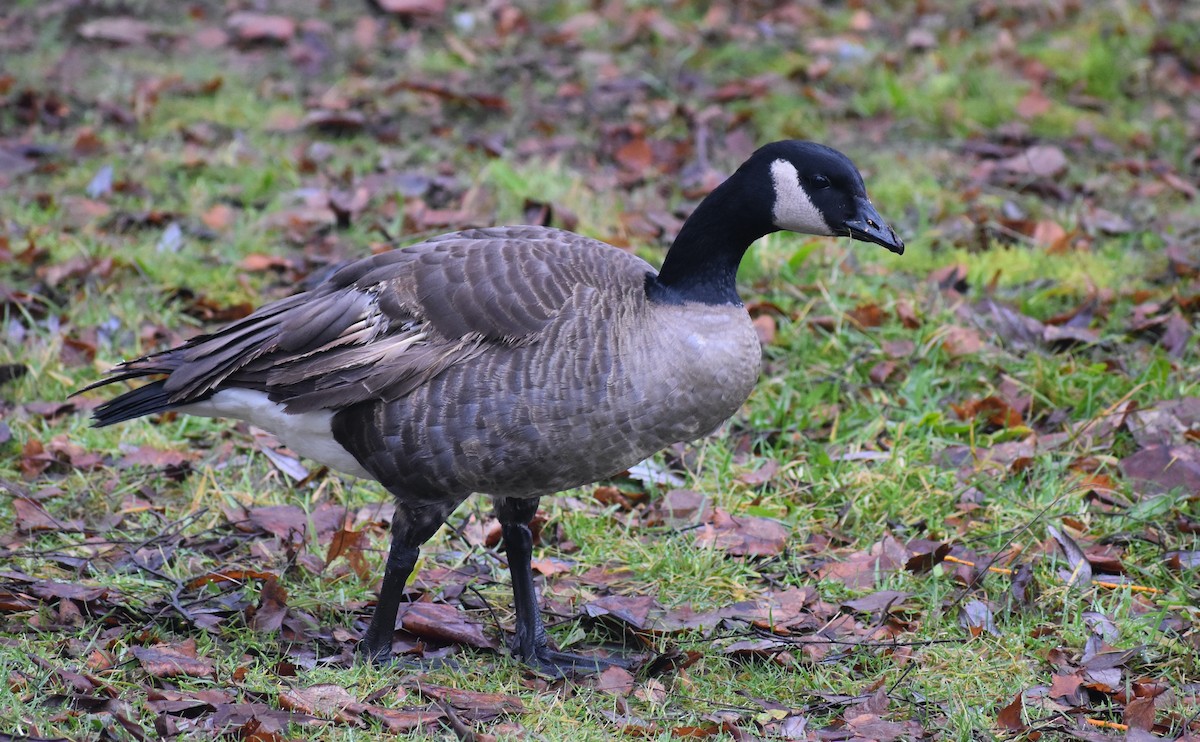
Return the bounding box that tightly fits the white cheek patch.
[770,159,834,235]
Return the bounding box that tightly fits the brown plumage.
[84,140,903,674]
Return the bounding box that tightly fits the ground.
[1,1,1198,740]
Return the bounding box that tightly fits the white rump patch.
[770,159,833,235]
[179,388,371,479]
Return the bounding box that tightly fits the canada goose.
[83,140,903,675]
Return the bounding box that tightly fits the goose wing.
[90,227,642,414]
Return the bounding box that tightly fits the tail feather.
[91,379,188,427]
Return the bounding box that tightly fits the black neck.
[645,173,776,306]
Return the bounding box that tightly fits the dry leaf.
[132,641,215,678]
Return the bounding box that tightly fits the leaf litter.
[3,0,1200,739]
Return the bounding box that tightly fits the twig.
[1084,717,1128,731]
[945,556,1162,594]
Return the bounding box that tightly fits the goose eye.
[810,174,830,190]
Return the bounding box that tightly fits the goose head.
[752,140,904,254]
[652,140,904,305]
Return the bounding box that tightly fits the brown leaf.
[278,684,364,723]
[1016,88,1052,118]
[1161,312,1191,357]
[186,569,276,589]
[77,17,162,45]
[583,594,660,631]
[239,253,294,273]
[117,446,195,470]
[1123,695,1156,731]
[958,599,1000,637]
[847,302,887,328]
[997,145,1068,178]
[845,714,918,742]
[895,301,921,328]
[1048,526,1093,589]
[530,557,572,577]
[1041,323,1099,347]
[1083,544,1125,575]
[1049,672,1086,705]
[723,638,795,666]
[324,526,372,581]
[1031,219,1070,251]
[363,706,444,733]
[303,110,367,136]
[226,12,296,44]
[615,138,654,173]
[650,489,709,526]
[995,692,1025,731]
[951,395,1023,428]
[28,581,107,603]
[132,640,215,678]
[182,294,254,322]
[693,508,789,557]
[250,576,288,632]
[868,360,898,384]
[414,684,524,719]
[752,314,776,345]
[388,80,507,111]
[594,666,636,696]
[14,497,83,532]
[1166,550,1200,571]
[941,325,984,357]
[243,503,346,539]
[202,203,235,231]
[1120,444,1200,495]
[398,601,497,649]
[903,539,951,573]
[373,0,447,17]
[737,459,778,487]
[818,536,908,590]
[882,339,915,358]
[841,590,911,615]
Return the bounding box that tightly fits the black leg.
[359,498,461,664]
[494,495,626,677]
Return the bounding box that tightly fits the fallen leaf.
[868,360,898,384]
[1123,695,1156,731]
[250,576,288,632]
[847,302,887,328]
[1048,526,1093,589]
[1016,88,1052,118]
[77,17,162,45]
[615,137,654,173]
[363,706,443,733]
[14,497,83,532]
[951,395,1023,428]
[1120,444,1200,495]
[583,594,660,631]
[841,590,911,615]
[693,508,789,557]
[594,666,636,695]
[226,12,296,44]
[414,684,524,719]
[752,314,776,345]
[1048,672,1085,705]
[958,599,1000,637]
[324,526,372,581]
[372,0,447,18]
[278,684,364,723]
[132,641,215,678]
[997,145,1068,178]
[398,601,497,649]
[941,325,984,357]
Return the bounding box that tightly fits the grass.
[3,1,1199,740]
